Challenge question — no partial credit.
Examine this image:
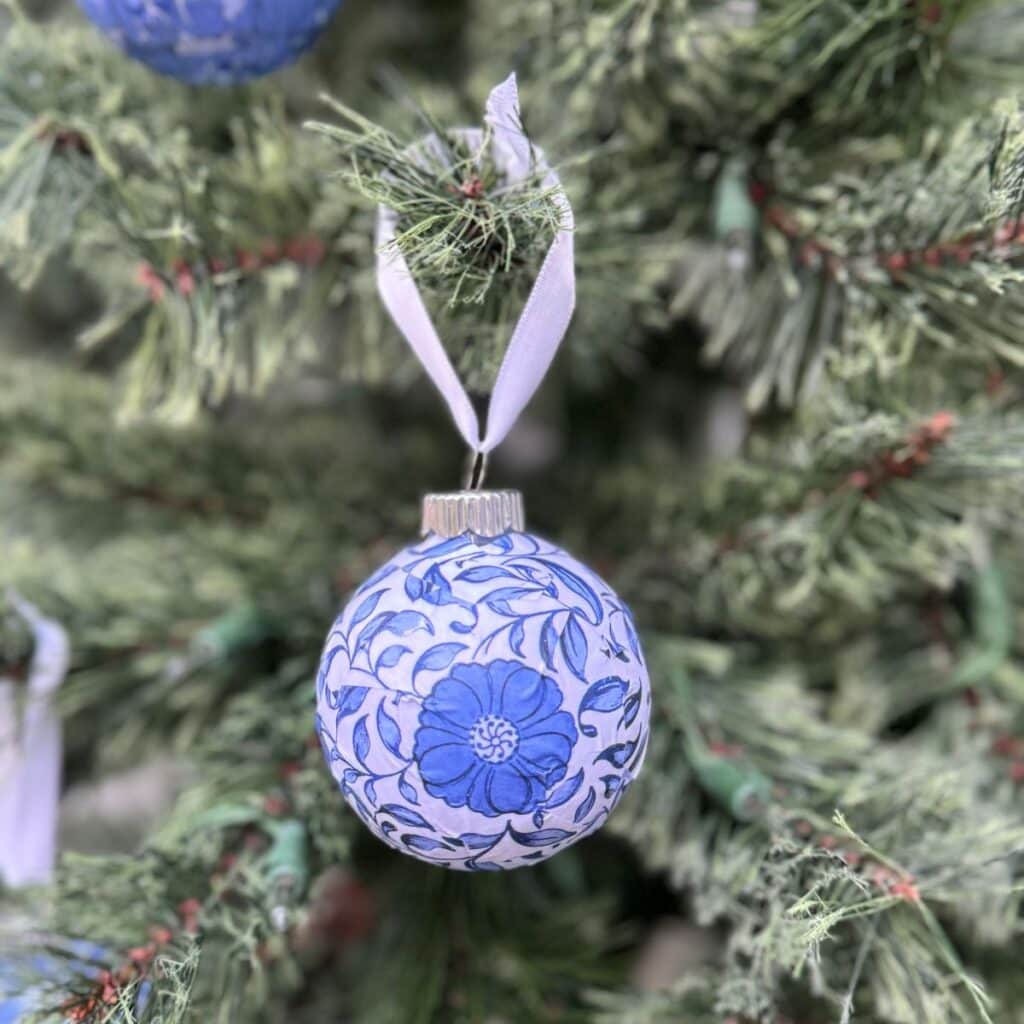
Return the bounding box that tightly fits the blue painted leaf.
[356,563,397,593]
[561,615,588,680]
[629,735,647,770]
[487,598,515,616]
[352,715,371,766]
[414,642,467,676]
[412,536,473,559]
[404,574,423,600]
[402,834,448,853]
[450,620,474,634]
[385,610,435,637]
[509,619,525,657]
[317,644,347,697]
[421,564,455,606]
[485,586,540,604]
[606,622,629,662]
[493,534,514,552]
[364,778,378,805]
[354,611,395,653]
[509,562,547,583]
[623,608,642,662]
[456,566,518,583]
[335,686,369,725]
[540,614,559,670]
[315,715,329,749]
[349,792,373,824]
[350,589,385,627]
[509,826,574,847]
[376,644,411,671]
[546,769,584,809]
[377,702,403,758]
[381,804,435,830]
[342,768,360,785]
[466,858,502,871]
[573,786,597,823]
[379,820,397,835]
[398,776,419,805]
[459,831,503,850]
[595,742,636,769]
[533,810,545,828]
[580,677,628,715]
[601,774,624,798]
[621,694,641,729]
[534,558,603,624]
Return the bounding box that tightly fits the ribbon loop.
[0,592,70,887]
[376,73,575,456]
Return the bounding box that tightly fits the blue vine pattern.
[316,531,651,870]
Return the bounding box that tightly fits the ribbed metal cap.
[421,490,525,539]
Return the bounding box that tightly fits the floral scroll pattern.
[315,531,651,870]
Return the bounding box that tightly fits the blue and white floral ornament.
[76,0,344,85]
[315,491,651,870]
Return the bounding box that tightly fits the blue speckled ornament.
[76,0,344,84]
[315,528,651,870]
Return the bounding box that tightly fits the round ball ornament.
[315,492,651,870]
[76,0,344,85]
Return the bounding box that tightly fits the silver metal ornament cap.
[421,490,525,539]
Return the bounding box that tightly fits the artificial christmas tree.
[2,0,1024,1022]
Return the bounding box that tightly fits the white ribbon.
[376,74,576,456]
[0,594,70,887]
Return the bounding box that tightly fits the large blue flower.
[413,660,578,818]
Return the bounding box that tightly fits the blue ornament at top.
[76,0,344,85]
[315,491,652,870]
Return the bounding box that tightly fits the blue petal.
[516,730,575,778]
[497,666,559,726]
[482,763,545,816]
[416,711,470,740]
[521,681,568,732]
[423,675,485,728]
[417,742,479,789]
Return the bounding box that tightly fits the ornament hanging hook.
[464,449,488,491]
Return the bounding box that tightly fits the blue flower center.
[469,714,519,764]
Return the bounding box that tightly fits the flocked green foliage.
[2,0,1024,1022]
